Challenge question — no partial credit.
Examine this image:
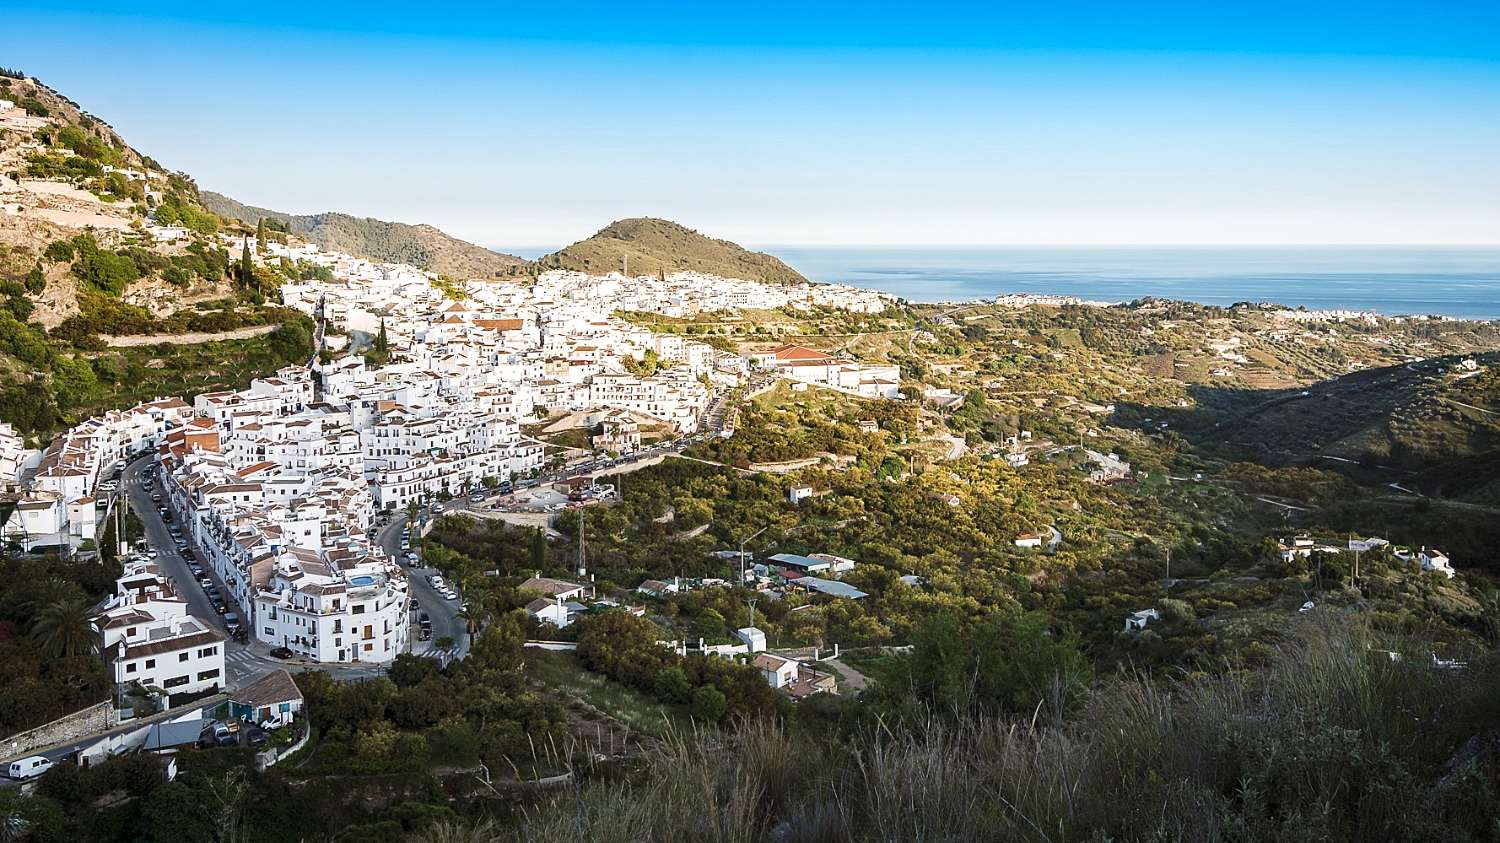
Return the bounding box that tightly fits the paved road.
[378,513,467,661]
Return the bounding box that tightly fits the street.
[376,512,469,661]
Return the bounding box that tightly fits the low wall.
[524,640,579,651]
[1,701,113,761]
[256,723,311,772]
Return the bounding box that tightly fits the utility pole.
[576,508,586,578]
[739,526,768,585]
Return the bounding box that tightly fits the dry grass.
[413,614,1500,842]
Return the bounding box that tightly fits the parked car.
[200,722,237,748]
[7,755,54,780]
[432,503,445,513]
[269,646,294,660]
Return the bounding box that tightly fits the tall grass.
[416,614,1500,842]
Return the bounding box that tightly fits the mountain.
[200,191,526,280]
[537,217,807,285]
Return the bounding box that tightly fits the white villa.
[95,560,226,696]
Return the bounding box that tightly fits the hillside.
[537,217,807,285]
[1127,352,1500,492]
[0,72,318,438]
[201,191,526,281]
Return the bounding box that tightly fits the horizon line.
[492,242,1500,252]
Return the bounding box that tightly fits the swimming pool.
[349,575,376,587]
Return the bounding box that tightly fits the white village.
[0,227,897,764]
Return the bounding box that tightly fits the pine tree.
[25,262,45,294]
[375,319,389,356]
[255,217,267,254]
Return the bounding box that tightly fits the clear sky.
[4,1,1499,248]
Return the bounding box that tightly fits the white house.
[735,627,766,653]
[1419,547,1456,578]
[753,653,799,688]
[1013,532,1044,549]
[526,596,586,628]
[1124,609,1160,632]
[788,486,813,505]
[1278,535,1316,562]
[232,668,304,727]
[96,561,226,696]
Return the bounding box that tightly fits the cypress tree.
[255,217,267,254]
[240,239,254,287]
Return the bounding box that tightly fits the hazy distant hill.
[537,218,807,285]
[201,191,526,280]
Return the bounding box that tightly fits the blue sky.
[3,1,1499,247]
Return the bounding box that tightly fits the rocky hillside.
[201,191,526,280]
[537,217,807,285]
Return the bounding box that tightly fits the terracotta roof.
[520,576,584,597]
[474,318,523,331]
[771,344,834,362]
[234,668,303,708]
[753,653,793,672]
[120,628,225,660]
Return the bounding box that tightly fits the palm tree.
[1,810,31,843]
[31,597,99,658]
[455,593,493,647]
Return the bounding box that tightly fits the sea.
[766,246,1500,321]
[498,245,1500,321]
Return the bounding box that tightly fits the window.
[263,627,273,637]
[197,669,220,681]
[163,675,189,688]
[126,663,137,673]
[198,647,217,658]
[352,604,365,614]
[178,652,189,662]
[145,659,155,669]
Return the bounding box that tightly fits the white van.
[7,755,54,780]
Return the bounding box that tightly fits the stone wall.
[1,701,113,761]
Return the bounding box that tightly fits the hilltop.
[201,191,526,280]
[537,217,807,285]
